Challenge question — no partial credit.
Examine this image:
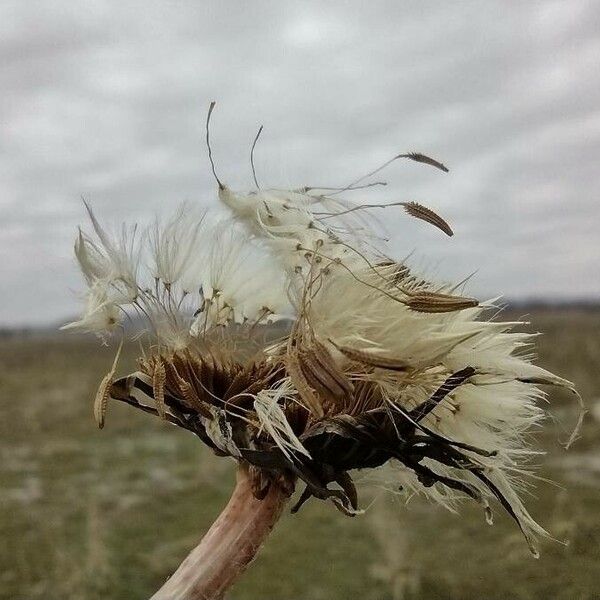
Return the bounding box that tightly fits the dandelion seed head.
[64,108,583,557]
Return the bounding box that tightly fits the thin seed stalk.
[150,464,291,600]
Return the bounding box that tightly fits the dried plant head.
[64,102,583,570]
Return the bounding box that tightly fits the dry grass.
[1,308,599,599]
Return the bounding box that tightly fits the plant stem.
[150,464,290,600]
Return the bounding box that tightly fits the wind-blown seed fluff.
[64,114,582,559]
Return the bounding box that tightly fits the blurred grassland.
[1,309,599,599]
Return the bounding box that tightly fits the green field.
[1,309,599,599]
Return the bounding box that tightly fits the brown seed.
[298,350,347,415]
[404,152,449,172]
[401,201,453,236]
[329,339,409,371]
[152,360,167,419]
[93,372,112,429]
[164,360,211,417]
[284,351,324,418]
[406,291,478,313]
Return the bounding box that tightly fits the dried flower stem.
[150,463,291,600]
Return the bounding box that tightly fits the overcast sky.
[1,1,599,326]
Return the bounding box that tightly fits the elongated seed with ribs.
[298,349,345,399]
[406,291,479,313]
[312,339,354,397]
[152,359,167,419]
[93,372,113,429]
[329,339,410,371]
[410,366,476,422]
[404,152,449,172]
[401,201,454,237]
[66,109,586,591]
[284,351,324,417]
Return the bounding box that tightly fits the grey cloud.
[1,0,598,326]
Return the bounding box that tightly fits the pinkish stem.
[150,464,290,600]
